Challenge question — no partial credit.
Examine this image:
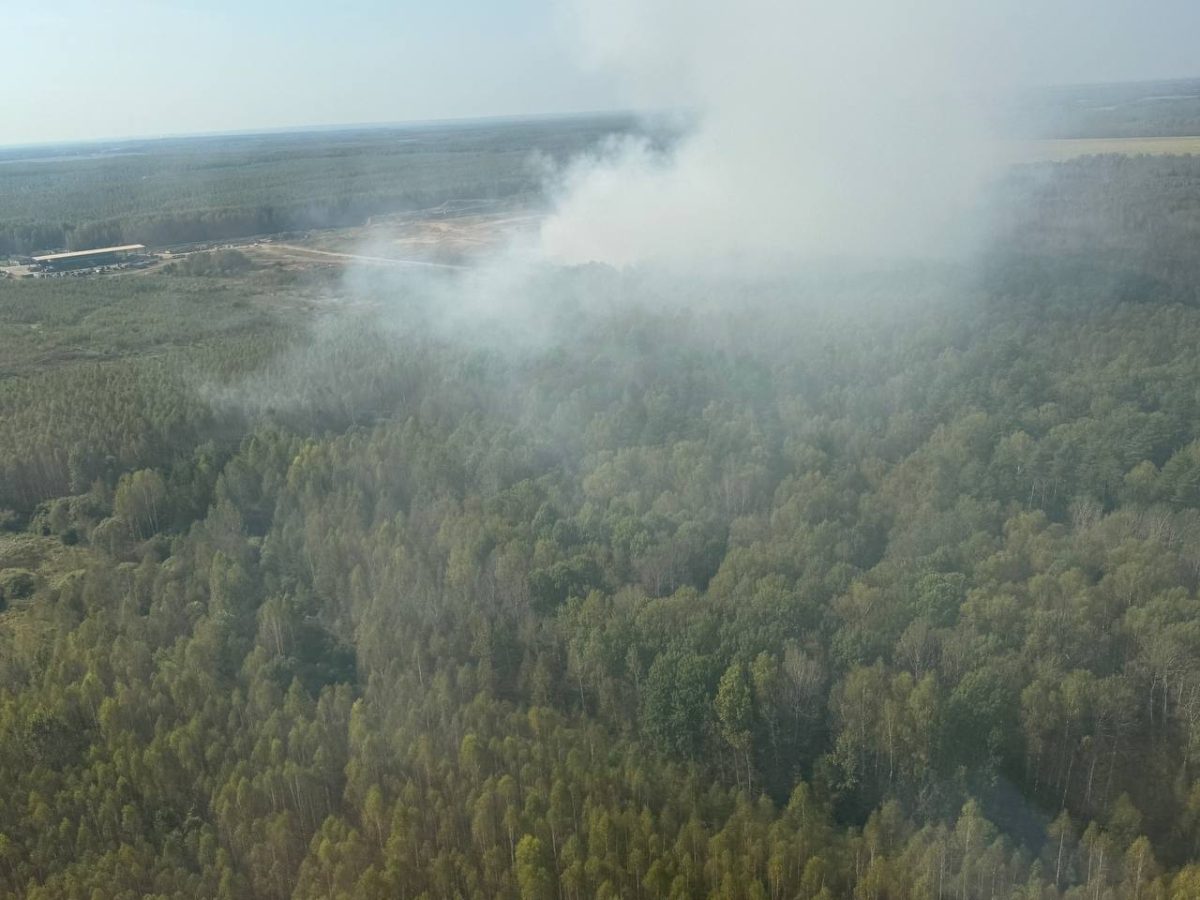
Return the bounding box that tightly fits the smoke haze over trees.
[5,1,1200,898]
[7,148,1200,896]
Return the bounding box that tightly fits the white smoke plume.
[540,0,1017,270]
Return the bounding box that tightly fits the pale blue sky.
[3,0,1199,146]
[2,0,617,145]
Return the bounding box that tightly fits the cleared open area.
[1010,135,1200,162]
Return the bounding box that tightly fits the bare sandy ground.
[256,243,466,270]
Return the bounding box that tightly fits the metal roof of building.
[32,244,146,262]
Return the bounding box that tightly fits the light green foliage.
[2,151,1200,898]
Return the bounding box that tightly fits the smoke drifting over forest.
[13,0,1200,895]
[539,0,1021,270]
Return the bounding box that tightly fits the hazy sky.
[3,0,1200,146]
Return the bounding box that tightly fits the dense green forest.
[5,150,1200,899]
[0,115,645,257]
[993,154,1200,305]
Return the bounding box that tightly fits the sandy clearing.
[259,243,466,270]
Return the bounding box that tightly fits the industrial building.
[31,244,147,272]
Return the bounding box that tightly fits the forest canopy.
[3,150,1200,900]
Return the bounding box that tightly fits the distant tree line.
[0,116,645,256]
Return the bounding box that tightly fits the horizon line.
[0,107,667,155]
